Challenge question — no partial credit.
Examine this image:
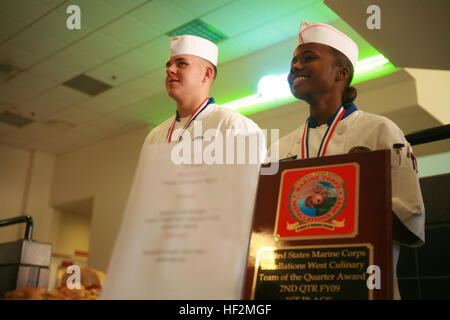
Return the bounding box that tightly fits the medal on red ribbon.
[301,106,345,159]
[167,97,210,143]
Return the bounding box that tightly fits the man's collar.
[307,103,358,128]
[176,97,215,121]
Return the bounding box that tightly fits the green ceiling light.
[352,54,396,85]
[167,19,227,43]
[354,54,389,74]
[222,75,292,111]
[222,54,395,113]
[257,74,291,99]
[220,93,262,111]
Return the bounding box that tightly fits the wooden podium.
[242,150,393,300]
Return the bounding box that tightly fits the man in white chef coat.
[144,34,265,161]
[269,22,425,299]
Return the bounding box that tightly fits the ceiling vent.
[0,110,34,127]
[167,19,227,43]
[63,74,112,96]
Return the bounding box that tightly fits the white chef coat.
[144,98,266,160]
[269,103,425,299]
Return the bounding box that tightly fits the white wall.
[25,151,56,243]
[0,145,54,244]
[53,210,91,255]
[0,145,29,242]
[405,68,450,124]
[50,125,149,272]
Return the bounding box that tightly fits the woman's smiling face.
[288,43,341,102]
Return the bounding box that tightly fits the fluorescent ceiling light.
[223,54,391,111]
[355,54,389,73]
[220,94,262,111]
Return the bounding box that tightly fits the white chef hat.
[169,35,218,66]
[296,22,358,68]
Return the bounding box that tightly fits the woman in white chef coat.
[271,22,425,299]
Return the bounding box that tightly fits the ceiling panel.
[53,0,123,30]
[271,5,330,39]
[95,87,142,109]
[9,28,66,61]
[41,85,89,104]
[234,25,290,54]
[5,121,61,144]
[217,38,251,64]
[130,0,194,34]
[111,122,146,138]
[117,69,165,98]
[144,91,174,113]
[201,1,263,38]
[84,116,125,134]
[115,91,172,126]
[50,46,103,73]
[171,0,232,17]
[0,73,58,105]
[18,85,88,120]
[0,123,61,149]
[36,0,66,9]
[0,132,34,148]
[239,0,318,22]
[0,42,42,70]
[99,15,159,48]
[47,105,99,125]
[85,61,135,87]
[64,125,106,149]
[112,102,150,122]
[0,0,50,25]
[0,122,16,137]
[137,35,171,66]
[136,91,173,124]
[70,122,113,140]
[32,11,94,45]
[102,0,149,13]
[102,111,144,129]
[70,32,129,62]
[30,129,87,154]
[0,102,14,113]
[109,50,160,77]
[0,13,25,43]
[18,97,63,121]
[73,96,115,116]
[28,60,79,84]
